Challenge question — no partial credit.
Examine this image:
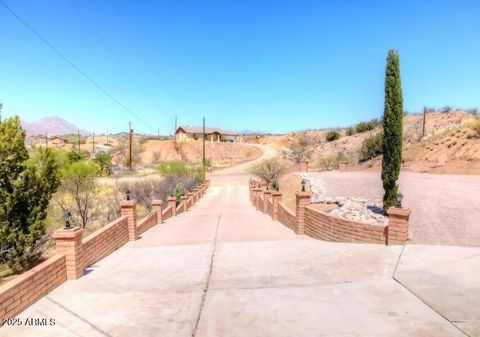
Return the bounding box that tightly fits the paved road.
[307,171,480,247]
[2,146,478,337]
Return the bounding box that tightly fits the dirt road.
[308,171,480,247]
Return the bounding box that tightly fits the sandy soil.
[306,171,480,247]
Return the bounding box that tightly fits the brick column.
[181,195,188,211]
[387,207,412,245]
[295,191,312,234]
[188,192,195,207]
[152,199,163,224]
[272,191,282,221]
[193,188,200,203]
[53,227,84,280]
[120,200,137,241]
[263,190,272,213]
[253,188,262,210]
[168,196,177,216]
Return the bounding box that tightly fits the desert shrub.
[346,128,355,136]
[158,161,189,177]
[269,179,280,191]
[173,184,186,202]
[360,133,384,161]
[355,119,381,133]
[250,159,286,185]
[468,119,480,138]
[325,131,340,142]
[94,151,113,175]
[288,137,313,163]
[317,153,348,171]
[67,150,88,163]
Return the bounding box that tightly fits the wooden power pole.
[174,115,177,147]
[202,117,206,180]
[77,130,81,153]
[45,132,48,148]
[422,107,427,138]
[92,133,95,154]
[128,122,133,171]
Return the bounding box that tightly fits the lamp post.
[396,192,404,208]
[63,211,72,229]
[126,190,132,201]
[301,179,306,192]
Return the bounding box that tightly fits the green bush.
[94,151,113,175]
[173,184,186,202]
[469,119,480,138]
[158,161,189,177]
[317,153,348,171]
[360,133,383,161]
[325,131,340,142]
[346,128,355,136]
[67,150,88,164]
[355,119,380,133]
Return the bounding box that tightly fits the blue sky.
[1,0,479,135]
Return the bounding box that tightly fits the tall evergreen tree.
[381,50,404,211]
[0,116,60,271]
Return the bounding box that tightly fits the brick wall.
[278,202,296,231]
[0,255,66,322]
[305,206,387,244]
[137,212,158,235]
[267,199,273,217]
[162,205,173,221]
[83,216,129,268]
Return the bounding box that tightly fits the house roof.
[176,126,236,136]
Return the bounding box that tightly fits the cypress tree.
[381,50,404,211]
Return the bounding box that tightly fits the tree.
[0,117,60,271]
[288,137,312,163]
[94,151,113,175]
[249,159,286,186]
[381,49,404,211]
[56,162,99,228]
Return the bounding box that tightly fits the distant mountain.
[21,116,90,136]
[238,128,265,135]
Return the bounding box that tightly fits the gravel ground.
[307,171,480,247]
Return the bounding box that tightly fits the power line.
[67,0,175,130]
[0,0,157,133]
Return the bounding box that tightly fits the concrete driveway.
[2,148,478,337]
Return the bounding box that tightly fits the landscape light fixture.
[396,192,404,208]
[301,179,306,192]
[63,211,72,229]
[126,190,131,201]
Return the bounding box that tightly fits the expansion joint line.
[191,188,227,337]
[392,245,471,337]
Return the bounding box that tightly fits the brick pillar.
[181,195,188,211]
[295,191,312,234]
[193,188,200,203]
[387,207,412,245]
[272,191,282,221]
[53,227,84,280]
[120,200,138,241]
[300,161,309,172]
[168,196,177,216]
[253,188,262,210]
[188,192,195,207]
[152,199,163,224]
[263,190,272,213]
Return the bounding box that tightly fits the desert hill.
[21,116,90,136]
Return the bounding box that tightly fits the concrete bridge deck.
[2,145,478,337]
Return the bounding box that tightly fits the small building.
[49,135,68,147]
[175,126,237,142]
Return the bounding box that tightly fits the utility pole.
[78,130,81,153]
[92,133,95,154]
[106,129,109,144]
[128,122,133,171]
[422,106,427,139]
[202,117,206,181]
[157,128,160,137]
[174,115,177,147]
[45,132,48,148]
[0,103,3,122]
